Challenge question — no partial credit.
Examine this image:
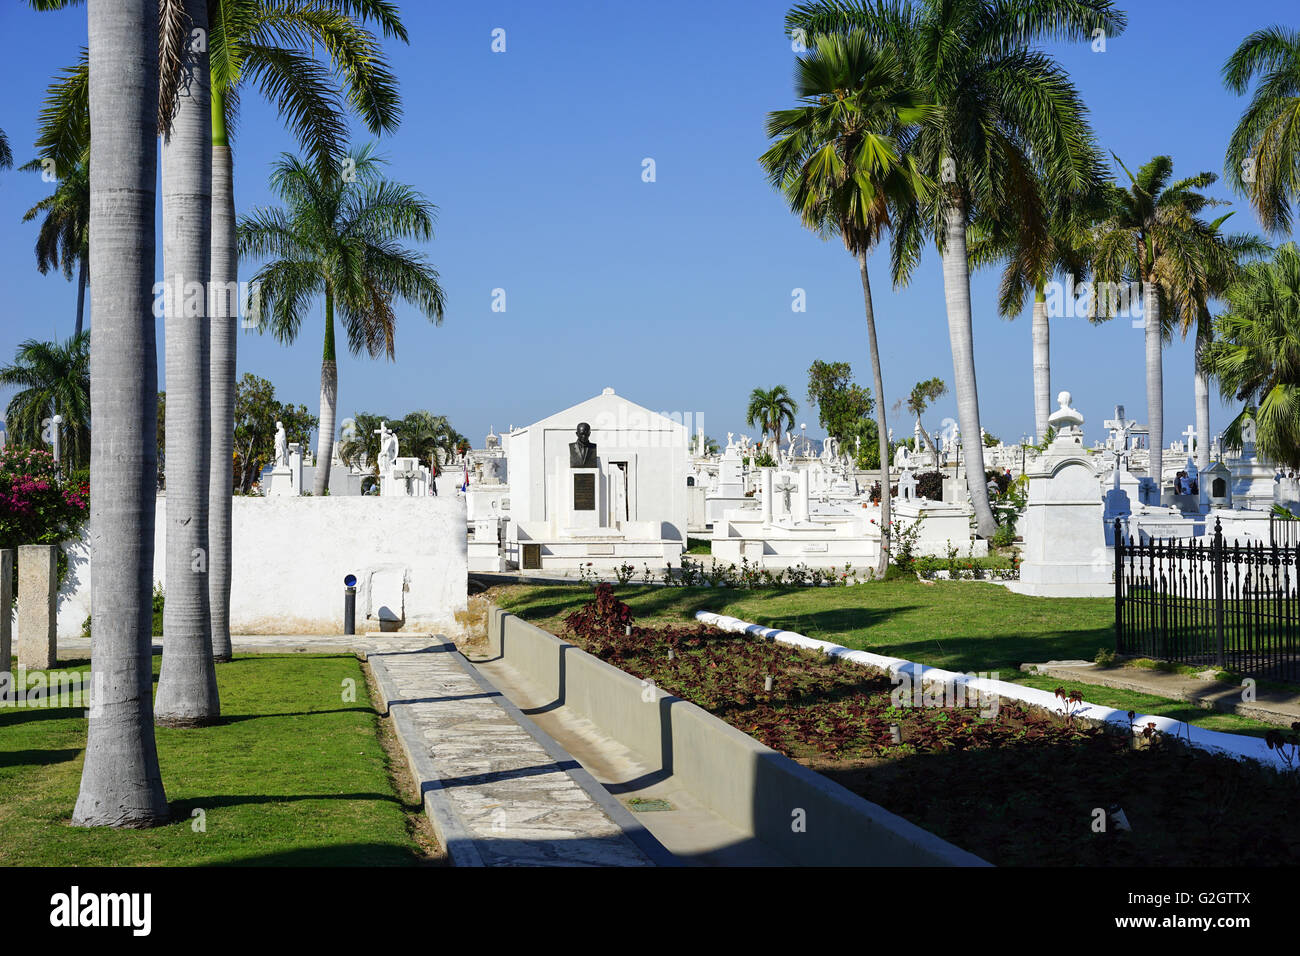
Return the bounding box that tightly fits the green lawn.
[0,654,434,866]
[489,580,1278,738]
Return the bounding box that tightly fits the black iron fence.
[1271,513,1300,548]
[1115,518,1300,683]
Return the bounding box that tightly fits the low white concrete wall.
[57,496,467,637]
[487,606,988,866]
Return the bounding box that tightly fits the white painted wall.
[57,495,467,638]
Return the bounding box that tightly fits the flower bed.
[560,584,1300,866]
[916,568,1019,581]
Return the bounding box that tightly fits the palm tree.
[786,0,1126,538]
[0,333,91,470]
[72,0,169,829]
[206,0,406,661]
[760,30,929,578]
[904,376,947,460]
[1223,26,1300,234]
[968,174,1105,443]
[336,411,389,493]
[398,410,464,473]
[151,0,220,728]
[1204,243,1300,467]
[0,127,11,169]
[745,385,799,451]
[29,0,409,664]
[1179,217,1270,471]
[1091,156,1231,490]
[21,160,90,337]
[239,144,446,495]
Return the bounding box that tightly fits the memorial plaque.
[522,543,542,570]
[573,472,596,511]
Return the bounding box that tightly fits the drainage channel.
[465,651,790,866]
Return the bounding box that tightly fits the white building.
[503,388,689,571]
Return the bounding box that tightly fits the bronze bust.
[569,422,598,468]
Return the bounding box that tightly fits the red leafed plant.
[563,582,634,640]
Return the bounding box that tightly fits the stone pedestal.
[564,467,605,533]
[0,549,12,671]
[266,466,296,497]
[17,544,56,669]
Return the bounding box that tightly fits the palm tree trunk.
[73,0,169,828]
[74,255,87,337]
[154,0,220,727]
[1031,283,1050,443]
[1144,283,1164,496]
[859,252,890,580]
[939,198,998,537]
[314,290,338,496]
[207,87,235,663]
[1194,331,1211,471]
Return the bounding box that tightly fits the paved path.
[1022,660,1300,727]
[60,633,666,867]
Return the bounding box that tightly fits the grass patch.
[490,578,1114,675]
[0,653,438,866]
[489,579,1285,737]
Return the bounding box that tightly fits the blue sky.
[0,0,1295,450]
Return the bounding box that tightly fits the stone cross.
[1182,424,1197,453]
[1103,406,1137,451]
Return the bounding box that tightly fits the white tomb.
[504,388,688,571]
[1008,392,1111,597]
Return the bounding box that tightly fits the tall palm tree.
[29,0,408,663]
[1204,243,1300,467]
[73,0,169,829]
[786,0,1125,538]
[206,0,406,660]
[239,144,446,494]
[1091,156,1230,491]
[745,385,799,451]
[0,333,91,469]
[968,173,1105,443]
[21,160,90,336]
[152,0,220,728]
[760,30,929,578]
[0,127,11,169]
[1223,26,1300,235]
[1179,217,1270,471]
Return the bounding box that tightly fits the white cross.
[1103,407,1137,450]
[1182,424,1197,451]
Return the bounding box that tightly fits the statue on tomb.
[274,421,289,468]
[1047,391,1084,436]
[569,421,598,468]
[893,443,912,468]
[375,420,399,475]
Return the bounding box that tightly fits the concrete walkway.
[1022,659,1300,727]
[59,633,669,867]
